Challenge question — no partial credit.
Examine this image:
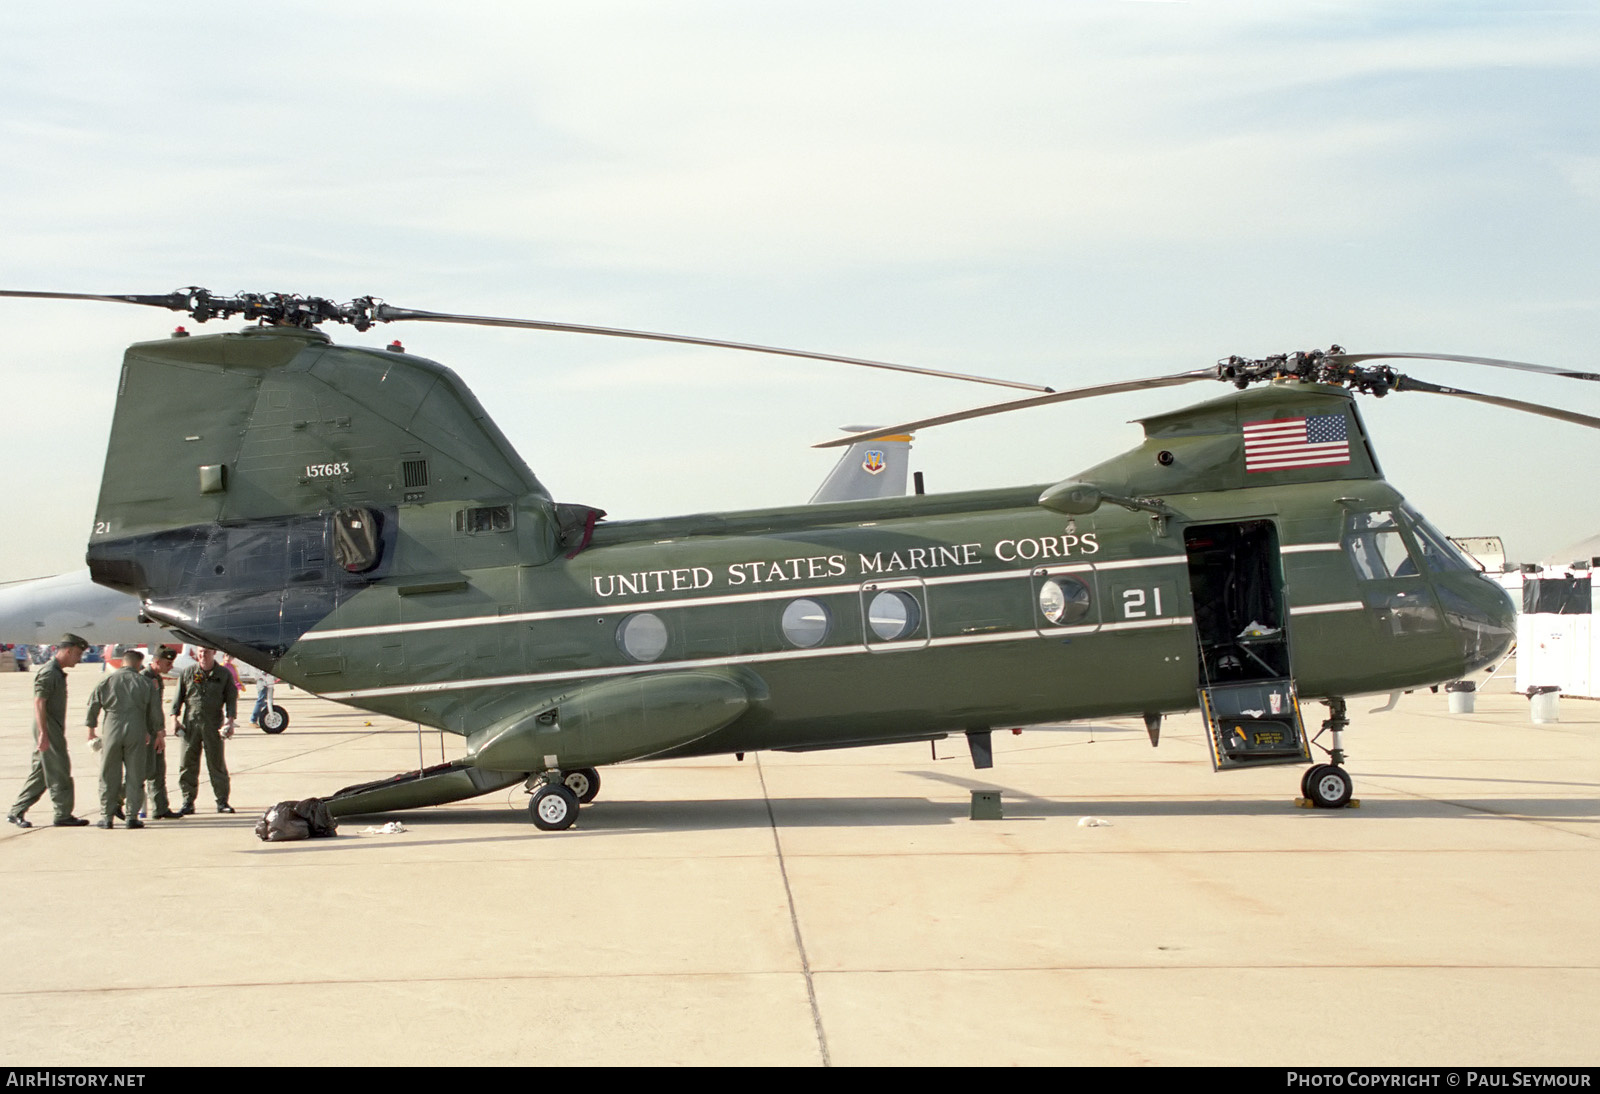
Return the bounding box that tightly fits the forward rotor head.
[817,345,1600,447]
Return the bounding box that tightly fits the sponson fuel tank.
[466,670,756,772]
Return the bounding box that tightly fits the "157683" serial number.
[305,462,352,478]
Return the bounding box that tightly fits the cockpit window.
[1401,506,1479,573]
[1344,510,1415,580]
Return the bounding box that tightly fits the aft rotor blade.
[0,289,193,310]
[1332,351,1600,383]
[812,370,1218,448]
[1394,376,1600,429]
[373,304,1052,392]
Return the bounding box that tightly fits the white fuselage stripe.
[1091,555,1188,571]
[307,580,868,639]
[315,597,1359,702]
[302,543,1366,700]
[318,613,1201,700]
[1289,601,1365,615]
[301,555,1193,642]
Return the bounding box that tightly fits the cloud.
[0,1,1596,575]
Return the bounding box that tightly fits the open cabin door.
[1184,520,1312,770]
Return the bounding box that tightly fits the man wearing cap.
[85,646,162,829]
[140,645,181,819]
[6,634,93,828]
[172,646,238,814]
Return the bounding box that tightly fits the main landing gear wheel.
[259,705,289,734]
[562,767,601,804]
[1306,765,1353,809]
[529,783,579,831]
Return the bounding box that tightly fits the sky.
[1,0,1597,582]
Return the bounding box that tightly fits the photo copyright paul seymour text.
[1287,1074,1592,1089]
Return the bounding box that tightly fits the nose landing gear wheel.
[529,783,579,831]
[1301,764,1328,799]
[1307,764,1353,809]
[260,705,289,734]
[562,767,601,804]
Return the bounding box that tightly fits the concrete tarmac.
[0,666,1595,1066]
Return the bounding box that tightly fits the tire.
[1307,765,1353,809]
[563,768,601,805]
[529,784,579,831]
[1301,764,1327,799]
[260,705,289,734]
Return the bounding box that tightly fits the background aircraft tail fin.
[809,427,913,503]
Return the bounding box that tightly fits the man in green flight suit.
[172,646,238,814]
[6,634,93,828]
[140,645,182,819]
[85,646,162,829]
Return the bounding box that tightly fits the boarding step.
[1200,679,1312,771]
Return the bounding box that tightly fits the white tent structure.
[1543,535,1600,570]
[1512,535,1600,698]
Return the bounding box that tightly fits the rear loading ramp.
[324,760,525,818]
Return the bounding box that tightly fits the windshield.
[1401,505,1481,573]
[1344,510,1415,580]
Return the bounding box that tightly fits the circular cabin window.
[1038,577,1092,626]
[781,598,831,648]
[616,613,669,662]
[866,589,921,641]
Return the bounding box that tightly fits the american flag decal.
[1242,413,1350,472]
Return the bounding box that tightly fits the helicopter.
[4,287,1594,830]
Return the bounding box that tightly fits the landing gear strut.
[1301,697,1356,809]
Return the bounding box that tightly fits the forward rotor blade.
[1331,351,1600,383]
[373,304,1052,392]
[812,370,1217,448]
[1394,376,1600,429]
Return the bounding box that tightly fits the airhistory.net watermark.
[5,1075,146,1088]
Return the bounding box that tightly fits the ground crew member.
[6,634,92,828]
[172,646,238,814]
[86,646,162,829]
[140,645,181,819]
